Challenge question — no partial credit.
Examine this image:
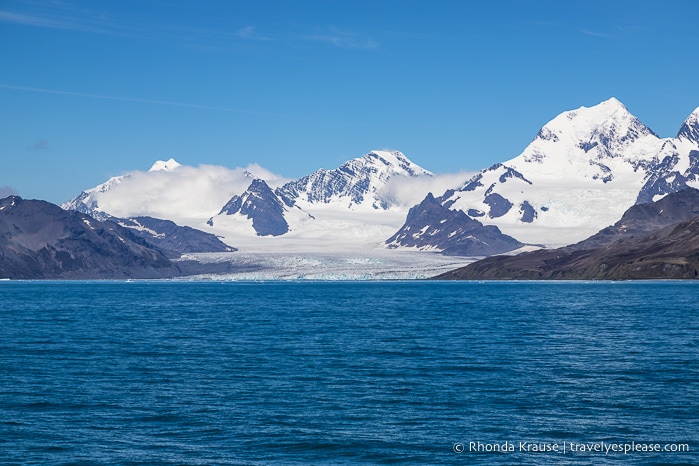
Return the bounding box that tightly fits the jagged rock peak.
[677,107,699,142]
[247,178,273,194]
[149,158,181,172]
[218,178,289,236]
[219,178,279,214]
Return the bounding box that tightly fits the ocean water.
[0,280,697,465]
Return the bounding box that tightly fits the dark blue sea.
[1,281,697,465]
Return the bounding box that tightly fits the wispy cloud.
[0,3,269,48]
[0,10,70,29]
[0,4,130,36]
[580,29,614,38]
[615,25,640,34]
[237,25,271,41]
[2,3,379,52]
[581,24,644,39]
[303,27,379,50]
[0,84,279,116]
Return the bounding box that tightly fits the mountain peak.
[599,96,625,108]
[569,97,634,122]
[532,98,656,150]
[216,178,289,236]
[677,107,699,142]
[361,150,432,177]
[276,149,432,209]
[149,158,181,172]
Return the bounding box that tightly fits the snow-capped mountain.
[60,158,283,227]
[63,150,436,251]
[636,108,699,203]
[204,150,435,245]
[148,158,181,172]
[62,173,128,222]
[394,98,699,249]
[62,100,699,255]
[61,158,184,220]
[276,150,432,210]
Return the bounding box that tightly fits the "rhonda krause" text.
[454,441,690,455]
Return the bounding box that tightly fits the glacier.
[174,250,479,280]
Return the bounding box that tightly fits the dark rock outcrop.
[677,109,699,143]
[116,216,236,256]
[483,192,513,218]
[216,179,289,236]
[519,201,537,223]
[386,193,523,256]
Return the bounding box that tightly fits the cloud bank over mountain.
[66,162,291,222]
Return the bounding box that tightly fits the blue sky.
[2,0,699,204]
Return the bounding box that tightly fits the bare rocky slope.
[0,196,186,279]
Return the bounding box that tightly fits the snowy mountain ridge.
[399,98,699,248]
[62,99,699,254]
[207,150,434,240]
[63,150,436,250]
[62,174,130,222]
[276,150,432,210]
